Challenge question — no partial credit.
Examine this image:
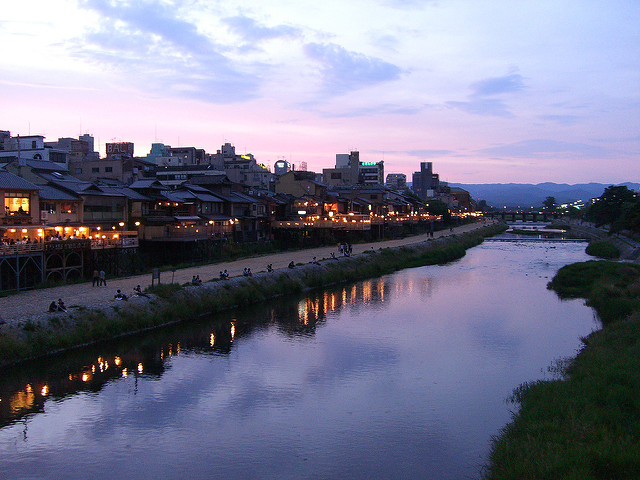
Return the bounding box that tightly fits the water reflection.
[0,277,405,427]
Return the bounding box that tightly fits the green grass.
[585,240,621,259]
[485,261,640,479]
[146,282,183,299]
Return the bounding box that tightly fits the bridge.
[485,211,558,222]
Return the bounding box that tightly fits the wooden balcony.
[1,213,34,226]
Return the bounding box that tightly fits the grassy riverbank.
[485,260,640,479]
[0,224,506,367]
[585,240,621,259]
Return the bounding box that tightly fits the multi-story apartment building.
[385,173,407,189]
[0,132,68,165]
[412,162,440,200]
[323,151,384,187]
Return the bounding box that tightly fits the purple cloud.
[446,98,514,117]
[74,0,259,103]
[446,73,526,117]
[224,15,301,44]
[304,43,402,94]
[470,74,525,96]
[477,139,612,158]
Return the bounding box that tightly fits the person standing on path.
[92,269,99,287]
[99,269,106,286]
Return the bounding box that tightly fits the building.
[155,165,227,188]
[385,173,407,189]
[1,171,41,226]
[210,143,273,189]
[45,135,98,162]
[275,171,327,198]
[69,156,154,184]
[447,186,473,212]
[323,151,384,187]
[274,159,290,176]
[147,144,208,166]
[412,162,440,200]
[0,132,68,165]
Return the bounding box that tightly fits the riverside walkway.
[0,222,493,328]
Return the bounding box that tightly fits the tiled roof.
[0,171,40,190]
[38,184,80,201]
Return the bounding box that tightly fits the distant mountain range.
[448,182,640,208]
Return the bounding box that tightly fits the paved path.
[0,221,494,328]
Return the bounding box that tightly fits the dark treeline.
[583,185,640,234]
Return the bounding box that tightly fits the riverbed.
[0,239,598,479]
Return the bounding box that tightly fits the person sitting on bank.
[242,268,249,276]
[223,269,229,279]
[57,298,67,312]
[133,285,150,298]
[266,264,273,272]
[288,261,295,269]
[48,301,58,312]
[114,289,128,301]
[311,256,319,265]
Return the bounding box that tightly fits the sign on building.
[106,142,134,156]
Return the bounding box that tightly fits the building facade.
[412,162,440,200]
[323,151,384,187]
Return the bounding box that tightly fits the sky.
[1,0,638,184]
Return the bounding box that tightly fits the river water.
[0,239,598,480]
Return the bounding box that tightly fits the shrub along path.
[0,221,495,329]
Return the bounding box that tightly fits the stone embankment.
[565,219,640,262]
[0,223,506,367]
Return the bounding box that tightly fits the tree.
[424,199,451,222]
[620,195,640,233]
[543,196,557,212]
[586,185,636,230]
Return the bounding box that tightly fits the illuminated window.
[4,193,30,215]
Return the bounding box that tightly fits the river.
[0,238,598,479]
